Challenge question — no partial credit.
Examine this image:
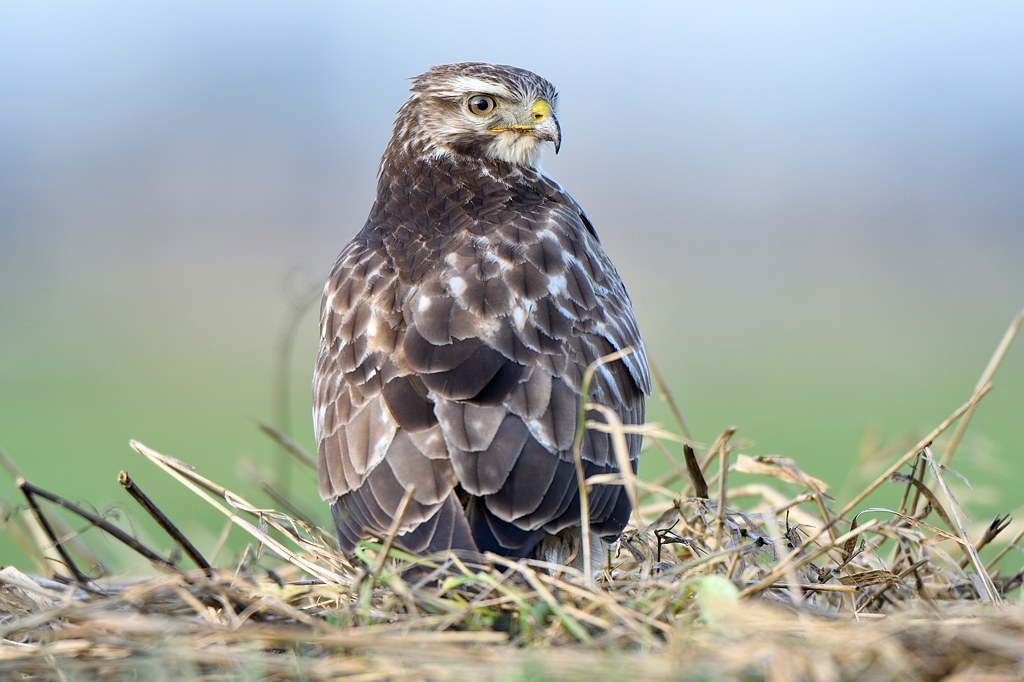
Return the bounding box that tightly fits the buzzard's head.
[387,62,561,168]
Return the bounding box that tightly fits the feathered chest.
[366,156,593,288]
[326,154,648,400]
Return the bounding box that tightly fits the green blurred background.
[2,2,1022,573]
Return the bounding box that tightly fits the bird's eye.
[466,95,497,116]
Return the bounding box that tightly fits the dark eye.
[466,95,497,116]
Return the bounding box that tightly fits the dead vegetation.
[1,310,1022,681]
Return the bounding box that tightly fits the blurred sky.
[2,2,1023,565]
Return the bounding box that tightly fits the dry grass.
[1,309,1023,681]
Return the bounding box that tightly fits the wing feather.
[315,152,649,560]
[447,413,531,495]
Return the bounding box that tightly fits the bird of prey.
[313,62,649,570]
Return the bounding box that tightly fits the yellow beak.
[490,99,562,153]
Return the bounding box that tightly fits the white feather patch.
[448,276,467,297]
[547,273,567,296]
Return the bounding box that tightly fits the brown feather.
[313,63,649,562]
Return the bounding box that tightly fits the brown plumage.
[313,62,649,567]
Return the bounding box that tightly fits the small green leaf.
[684,576,741,627]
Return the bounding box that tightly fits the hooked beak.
[537,114,561,154]
[531,98,560,154]
[490,99,561,154]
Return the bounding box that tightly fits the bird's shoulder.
[322,157,649,393]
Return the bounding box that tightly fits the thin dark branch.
[272,281,320,488]
[18,476,178,574]
[18,477,92,585]
[260,482,320,530]
[256,421,317,470]
[648,352,692,442]
[119,470,212,574]
[683,444,709,499]
[959,515,1013,570]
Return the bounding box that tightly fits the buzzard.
[313,63,649,570]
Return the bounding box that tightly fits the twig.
[648,353,692,442]
[899,455,926,522]
[131,440,349,585]
[985,523,1024,574]
[683,431,733,498]
[921,447,1001,603]
[272,281,320,488]
[119,470,212,574]
[709,428,736,549]
[17,478,93,585]
[2,449,102,571]
[941,308,1024,467]
[587,403,640,525]
[255,421,317,470]
[738,387,990,600]
[960,515,1012,570]
[740,519,880,597]
[260,482,321,529]
[17,477,178,574]
[683,444,709,499]
[373,487,415,575]
[573,348,634,586]
[836,384,991,523]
